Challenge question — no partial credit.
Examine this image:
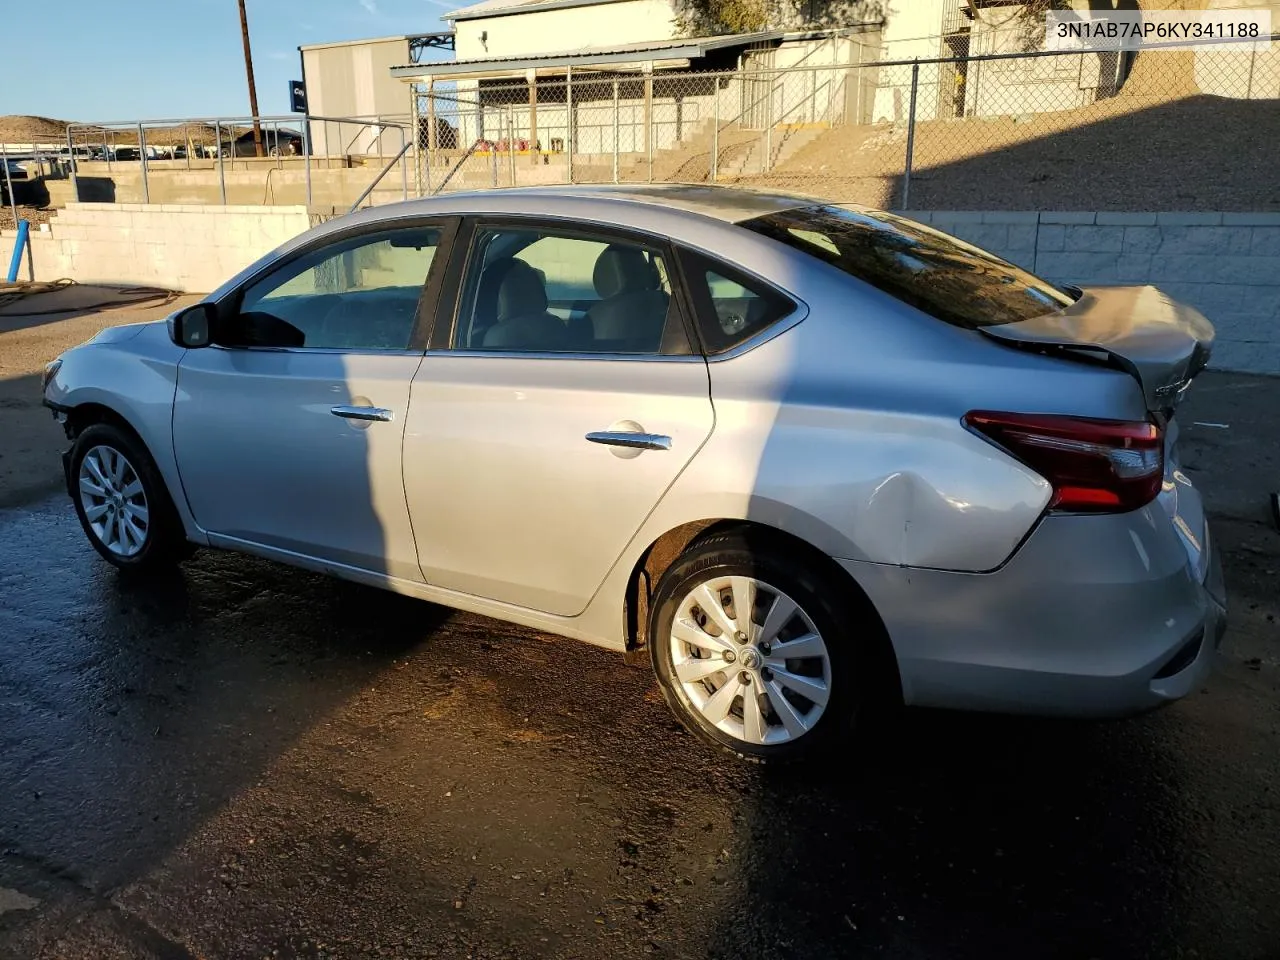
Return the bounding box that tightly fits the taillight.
[964,411,1163,513]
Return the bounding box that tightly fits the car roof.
[477,184,823,223]
[361,184,833,227]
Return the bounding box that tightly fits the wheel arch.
[623,517,903,704]
[61,398,205,545]
[65,400,146,444]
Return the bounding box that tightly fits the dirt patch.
[0,291,201,508]
[730,93,1280,211]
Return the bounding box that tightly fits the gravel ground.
[0,206,55,233]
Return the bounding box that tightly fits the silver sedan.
[42,184,1227,761]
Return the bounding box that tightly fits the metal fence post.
[902,61,919,210]
[764,75,774,173]
[215,121,228,205]
[490,132,498,186]
[138,123,150,204]
[1,143,18,233]
[711,79,719,182]
[303,118,313,206]
[612,80,620,183]
[644,66,654,182]
[508,106,517,186]
[427,83,438,179]
[400,125,409,200]
[411,86,426,197]
[566,65,574,184]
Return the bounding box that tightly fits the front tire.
[69,423,190,573]
[649,532,873,762]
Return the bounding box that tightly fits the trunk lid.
[980,284,1214,414]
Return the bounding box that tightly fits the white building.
[295,0,1275,165]
[387,0,883,159]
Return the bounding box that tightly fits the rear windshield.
[740,205,1074,329]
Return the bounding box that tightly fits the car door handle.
[331,405,394,423]
[586,431,671,451]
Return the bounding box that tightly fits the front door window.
[236,227,442,350]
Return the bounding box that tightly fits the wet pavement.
[0,379,1278,959]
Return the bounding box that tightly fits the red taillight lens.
[964,411,1163,513]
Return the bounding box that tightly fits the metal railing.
[64,114,412,208]
[410,30,1279,211]
[1,145,79,230]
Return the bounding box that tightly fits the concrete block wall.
[6,203,1278,374]
[909,211,1280,376]
[67,167,396,208]
[11,203,312,293]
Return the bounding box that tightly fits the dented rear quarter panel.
[637,265,1156,574]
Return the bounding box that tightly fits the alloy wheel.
[668,576,832,746]
[78,445,150,557]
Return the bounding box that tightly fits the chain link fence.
[413,33,1280,211]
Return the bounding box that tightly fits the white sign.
[1045,10,1272,51]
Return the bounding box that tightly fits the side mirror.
[168,303,216,348]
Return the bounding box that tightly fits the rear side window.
[680,251,796,354]
[740,205,1074,329]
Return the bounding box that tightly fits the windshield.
[740,205,1075,329]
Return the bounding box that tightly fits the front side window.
[236,226,441,350]
[740,205,1074,329]
[453,226,675,354]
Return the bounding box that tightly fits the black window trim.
[207,214,461,355]
[431,214,702,361]
[675,246,803,359]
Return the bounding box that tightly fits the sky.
[1,0,456,122]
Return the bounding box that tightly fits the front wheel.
[649,532,873,762]
[69,423,190,573]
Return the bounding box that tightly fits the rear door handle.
[586,431,671,451]
[331,405,394,423]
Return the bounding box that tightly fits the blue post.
[6,220,29,283]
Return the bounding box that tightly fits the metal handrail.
[772,76,838,127]
[432,139,485,195]
[348,137,413,213]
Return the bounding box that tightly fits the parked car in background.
[220,129,305,158]
[417,116,459,151]
[41,185,1226,763]
[1,158,32,203]
[2,158,30,181]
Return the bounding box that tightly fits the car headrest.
[495,259,549,321]
[593,245,655,299]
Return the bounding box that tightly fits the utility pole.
[238,0,265,157]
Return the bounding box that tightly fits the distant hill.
[0,115,73,143]
[0,115,258,148]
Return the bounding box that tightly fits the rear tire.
[649,531,880,763]
[69,423,191,573]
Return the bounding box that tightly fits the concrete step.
[716,125,827,177]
